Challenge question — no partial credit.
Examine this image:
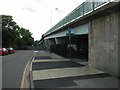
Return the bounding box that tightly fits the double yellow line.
[20,53,36,89]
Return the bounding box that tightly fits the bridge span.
[40,0,120,77]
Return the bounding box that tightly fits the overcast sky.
[0,0,86,40]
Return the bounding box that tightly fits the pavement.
[30,50,118,88]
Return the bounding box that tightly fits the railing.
[45,0,110,36]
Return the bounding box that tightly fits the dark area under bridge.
[49,34,88,60]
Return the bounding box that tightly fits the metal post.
[50,9,53,27]
[50,8,58,27]
[69,31,72,61]
[67,28,74,62]
[83,3,84,16]
[92,0,95,10]
[69,35,72,61]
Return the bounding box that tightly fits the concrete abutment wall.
[89,11,119,77]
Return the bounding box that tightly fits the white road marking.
[34,51,38,53]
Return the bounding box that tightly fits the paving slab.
[33,74,118,88]
[32,61,84,70]
[32,59,70,62]
[32,66,105,80]
[31,51,118,88]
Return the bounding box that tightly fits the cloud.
[35,0,45,3]
[57,10,66,14]
[0,0,86,40]
[22,7,37,12]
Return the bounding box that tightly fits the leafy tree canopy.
[2,15,34,49]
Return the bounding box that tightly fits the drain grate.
[34,56,52,60]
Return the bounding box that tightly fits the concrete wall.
[118,8,120,77]
[89,11,119,77]
[0,15,2,90]
[0,16,1,41]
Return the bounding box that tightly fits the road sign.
[68,28,71,34]
[66,28,73,41]
[66,28,74,61]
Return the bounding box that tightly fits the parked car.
[7,47,14,54]
[0,48,9,56]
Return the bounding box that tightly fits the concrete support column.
[55,38,58,44]
[118,11,120,77]
[0,15,2,89]
[89,11,119,77]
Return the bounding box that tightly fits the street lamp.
[50,8,58,27]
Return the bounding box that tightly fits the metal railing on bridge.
[45,0,110,36]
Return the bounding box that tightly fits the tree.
[19,28,34,46]
[2,15,17,47]
[2,15,34,49]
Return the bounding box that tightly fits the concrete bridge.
[40,0,120,77]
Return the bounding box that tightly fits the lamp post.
[50,8,58,27]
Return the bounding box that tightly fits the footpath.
[30,50,118,88]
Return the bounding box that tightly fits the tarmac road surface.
[2,50,35,88]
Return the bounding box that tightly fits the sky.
[0,0,86,40]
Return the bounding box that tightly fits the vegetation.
[1,15,34,49]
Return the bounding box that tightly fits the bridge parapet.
[45,0,111,36]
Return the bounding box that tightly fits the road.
[2,50,35,88]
